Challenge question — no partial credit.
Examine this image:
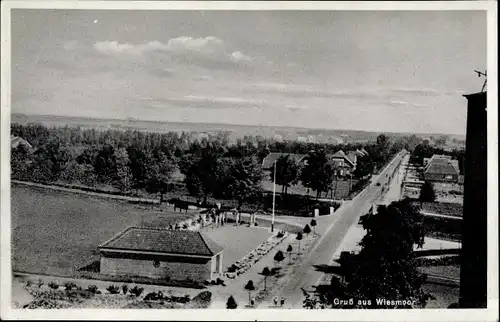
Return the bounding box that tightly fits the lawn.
[421,202,463,217]
[11,185,195,277]
[261,178,358,200]
[200,225,272,270]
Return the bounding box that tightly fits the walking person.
[273,296,278,307]
[280,296,285,307]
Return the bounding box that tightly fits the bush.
[48,281,59,290]
[216,278,226,286]
[36,279,44,288]
[87,285,99,294]
[64,282,77,291]
[226,295,238,309]
[227,264,238,273]
[106,285,121,294]
[144,291,162,301]
[121,284,129,294]
[26,280,32,287]
[129,285,145,297]
[277,231,285,238]
[190,291,212,308]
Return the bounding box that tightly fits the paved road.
[258,150,407,308]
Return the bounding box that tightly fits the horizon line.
[10,112,467,138]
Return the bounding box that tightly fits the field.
[421,202,463,217]
[200,226,272,270]
[11,185,195,277]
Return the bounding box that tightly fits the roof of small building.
[261,152,307,169]
[99,227,223,257]
[11,136,32,149]
[329,150,356,167]
[424,155,460,176]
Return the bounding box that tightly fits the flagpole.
[272,159,276,233]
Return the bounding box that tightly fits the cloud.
[193,75,213,81]
[388,88,444,97]
[147,95,268,110]
[230,51,252,63]
[93,37,256,68]
[386,100,431,108]
[63,41,78,51]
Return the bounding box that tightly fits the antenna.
[474,70,487,92]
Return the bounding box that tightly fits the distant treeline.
[11,123,420,208]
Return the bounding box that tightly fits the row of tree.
[11,123,415,207]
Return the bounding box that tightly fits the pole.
[272,159,276,233]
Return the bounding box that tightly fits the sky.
[11,9,487,135]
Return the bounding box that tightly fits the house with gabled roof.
[261,152,307,170]
[99,227,224,282]
[329,150,357,176]
[423,154,460,183]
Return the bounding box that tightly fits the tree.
[11,144,33,181]
[310,219,317,235]
[261,267,272,291]
[226,295,238,309]
[226,156,263,212]
[296,232,303,254]
[244,280,255,305]
[286,244,293,264]
[145,151,176,203]
[94,144,117,183]
[303,224,312,237]
[270,154,300,196]
[274,250,285,266]
[300,149,335,199]
[303,198,432,308]
[419,181,436,203]
[127,146,152,194]
[31,137,70,182]
[114,147,132,193]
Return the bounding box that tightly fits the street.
[257,150,407,308]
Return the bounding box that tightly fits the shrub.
[226,295,238,309]
[190,291,212,308]
[129,285,145,297]
[64,282,77,291]
[48,281,59,290]
[144,291,162,301]
[121,284,129,294]
[106,285,121,294]
[87,285,99,294]
[227,264,238,273]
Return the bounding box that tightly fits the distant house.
[329,150,357,176]
[11,136,32,150]
[261,152,307,171]
[423,154,460,183]
[99,227,224,283]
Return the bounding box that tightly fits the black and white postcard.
[1,1,498,321]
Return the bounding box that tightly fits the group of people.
[273,296,286,307]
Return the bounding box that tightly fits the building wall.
[100,251,213,282]
[424,173,458,183]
